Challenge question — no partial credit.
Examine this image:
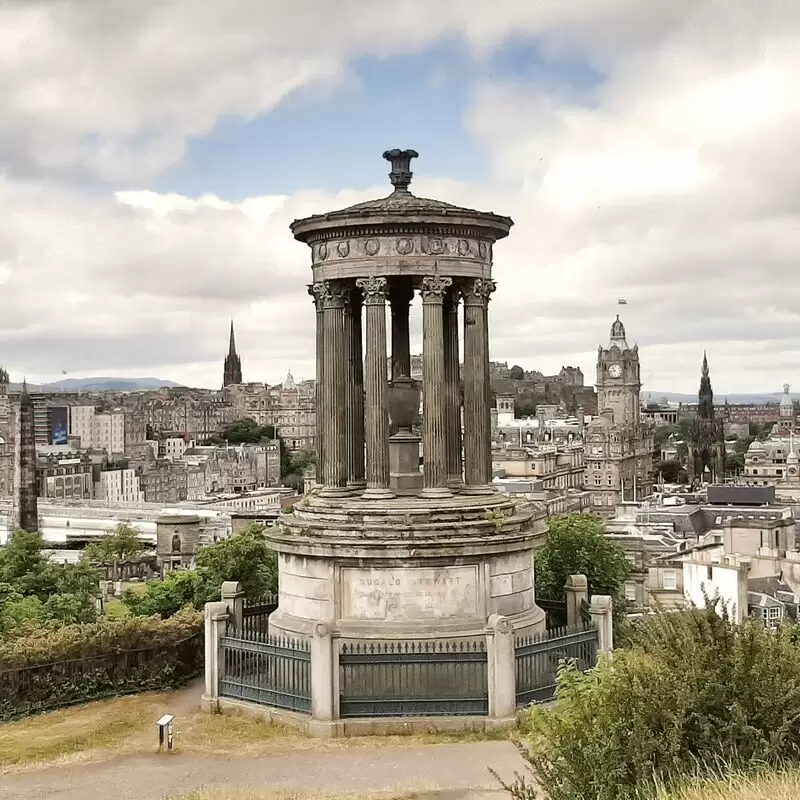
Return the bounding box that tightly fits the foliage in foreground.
[505,603,800,800]
[123,523,277,618]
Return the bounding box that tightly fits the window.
[707,566,713,581]
[663,570,677,590]
[625,583,637,602]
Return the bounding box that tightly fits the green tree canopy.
[0,530,100,627]
[124,523,277,618]
[535,515,630,607]
[82,523,149,566]
[509,365,524,380]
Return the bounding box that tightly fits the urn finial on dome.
[382,148,419,193]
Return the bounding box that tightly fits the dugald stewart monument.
[266,149,547,643]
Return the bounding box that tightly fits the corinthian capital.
[355,276,388,304]
[318,280,349,309]
[461,278,496,307]
[420,275,453,303]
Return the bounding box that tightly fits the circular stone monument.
[267,149,546,641]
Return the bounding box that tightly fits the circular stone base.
[266,490,547,641]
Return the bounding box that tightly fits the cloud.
[1,0,798,393]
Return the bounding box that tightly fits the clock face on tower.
[608,364,622,378]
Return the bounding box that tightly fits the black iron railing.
[338,639,488,718]
[219,631,311,713]
[514,624,598,706]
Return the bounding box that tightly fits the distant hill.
[10,377,183,392]
[643,391,798,405]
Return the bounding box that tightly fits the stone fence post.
[589,595,614,654]
[309,622,337,737]
[486,614,516,720]
[201,600,230,713]
[221,580,244,632]
[564,574,588,628]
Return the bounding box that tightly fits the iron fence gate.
[219,632,311,713]
[514,624,598,706]
[339,640,488,718]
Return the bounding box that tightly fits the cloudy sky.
[1,0,798,394]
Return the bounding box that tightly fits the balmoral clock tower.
[596,315,640,425]
[585,314,653,517]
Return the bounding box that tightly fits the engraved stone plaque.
[340,565,479,621]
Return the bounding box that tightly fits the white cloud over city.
[1,0,798,393]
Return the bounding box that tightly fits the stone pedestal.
[389,432,422,494]
[267,493,546,643]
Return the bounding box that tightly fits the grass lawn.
[657,769,800,800]
[168,792,414,800]
[0,686,513,773]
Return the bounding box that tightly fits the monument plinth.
[267,149,546,642]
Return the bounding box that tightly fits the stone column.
[390,279,414,380]
[344,289,365,488]
[486,613,516,720]
[589,595,614,654]
[462,279,493,493]
[310,621,335,723]
[444,286,462,487]
[319,280,350,497]
[355,277,393,499]
[482,280,496,481]
[201,600,230,713]
[221,580,244,632]
[309,284,325,486]
[421,275,452,497]
[564,574,588,628]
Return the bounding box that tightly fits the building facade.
[36,455,94,500]
[584,315,654,515]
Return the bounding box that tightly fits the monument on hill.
[266,149,546,643]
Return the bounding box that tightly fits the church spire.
[228,320,237,356]
[223,321,243,387]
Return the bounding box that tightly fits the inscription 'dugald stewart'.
[340,566,479,621]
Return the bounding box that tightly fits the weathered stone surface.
[340,565,479,621]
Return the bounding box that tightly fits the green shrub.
[0,607,202,668]
[506,603,800,800]
[0,610,203,721]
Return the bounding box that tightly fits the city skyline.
[1,1,798,393]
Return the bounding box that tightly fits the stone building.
[222,321,243,387]
[686,353,726,485]
[226,374,316,452]
[584,315,654,515]
[268,148,546,647]
[36,454,94,500]
[156,514,201,572]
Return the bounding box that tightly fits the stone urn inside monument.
[388,376,420,435]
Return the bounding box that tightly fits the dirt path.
[0,741,524,800]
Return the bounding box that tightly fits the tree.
[509,365,524,380]
[0,529,100,626]
[535,515,630,608]
[195,523,277,600]
[220,419,277,444]
[124,523,278,618]
[82,523,149,566]
[654,459,681,482]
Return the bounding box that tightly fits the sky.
[1,0,799,394]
